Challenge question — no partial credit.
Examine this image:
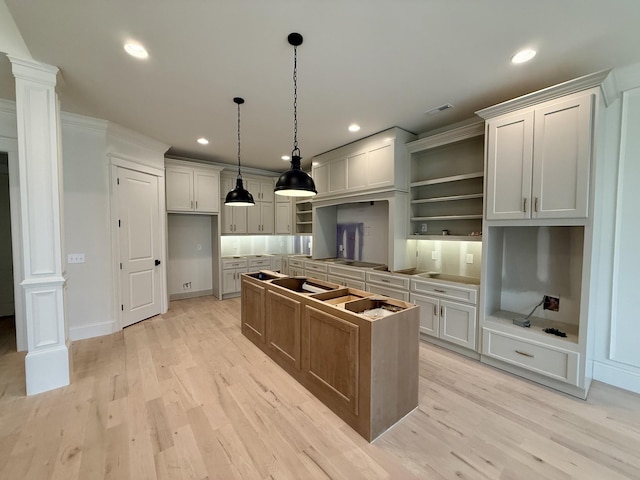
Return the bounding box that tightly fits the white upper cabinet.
[220,172,276,235]
[311,127,416,199]
[275,201,292,234]
[482,86,599,221]
[247,178,275,203]
[165,160,222,214]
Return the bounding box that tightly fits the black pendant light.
[225,97,255,206]
[274,32,317,198]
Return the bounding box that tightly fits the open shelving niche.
[482,225,585,349]
[406,122,484,241]
[295,199,312,234]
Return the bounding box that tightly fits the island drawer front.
[366,271,410,290]
[482,328,579,385]
[223,258,248,269]
[249,258,272,268]
[411,279,477,304]
[328,264,366,281]
[304,261,328,274]
[288,258,305,268]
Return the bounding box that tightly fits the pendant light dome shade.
[225,97,255,206]
[274,32,317,197]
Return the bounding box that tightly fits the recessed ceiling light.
[124,42,148,59]
[197,138,209,145]
[281,155,291,161]
[348,124,361,132]
[511,48,537,64]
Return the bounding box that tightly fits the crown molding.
[476,69,612,119]
[61,111,108,133]
[106,121,170,155]
[0,99,16,115]
[406,121,484,153]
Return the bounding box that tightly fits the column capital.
[7,55,59,86]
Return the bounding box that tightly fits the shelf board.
[485,310,579,345]
[411,193,483,204]
[409,234,482,241]
[410,171,483,188]
[297,210,313,214]
[411,214,483,221]
[296,221,313,225]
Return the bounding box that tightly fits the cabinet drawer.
[411,279,477,304]
[306,272,328,282]
[249,258,272,268]
[327,275,366,291]
[482,328,579,385]
[366,271,409,290]
[222,258,248,269]
[366,284,409,302]
[328,264,366,281]
[304,261,328,274]
[288,258,305,268]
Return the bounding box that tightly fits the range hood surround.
[312,189,412,271]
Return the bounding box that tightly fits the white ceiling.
[3,0,640,173]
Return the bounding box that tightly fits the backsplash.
[415,240,482,279]
[221,235,311,256]
[336,201,388,264]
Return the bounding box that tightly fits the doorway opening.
[0,152,16,355]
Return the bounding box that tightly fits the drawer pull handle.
[515,350,534,358]
[434,288,446,293]
[381,279,390,283]
[433,305,438,316]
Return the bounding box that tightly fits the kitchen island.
[241,271,420,441]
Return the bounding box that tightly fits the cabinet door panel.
[275,202,292,234]
[194,171,219,213]
[347,152,367,189]
[261,202,274,234]
[312,164,329,195]
[440,300,476,350]
[367,143,394,188]
[166,168,194,211]
[532,94,592,219]
[329,158,347,193]
[411,293,439,337]
[304,305,359,414]
[241,279,266,343]
[222,269,238,295]
[486,112,534,220]
[260,180,275,203]
[266,290,301,370]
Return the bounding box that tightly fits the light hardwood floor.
[0,296,639,479]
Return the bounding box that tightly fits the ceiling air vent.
[425,103,454,116]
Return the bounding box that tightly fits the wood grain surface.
[1,296,639,479]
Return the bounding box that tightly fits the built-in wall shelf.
[485,311,579,346]
[411,214,483,221]
[406,122,485,237]
[410,171,484,188]
[295,200,313,234]
[410,234,482,242]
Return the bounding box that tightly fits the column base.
[25,340,71,395]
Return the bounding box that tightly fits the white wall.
[167,214,213,296]
[415,239,482,279]
[61,115,115,340]
[592,62,640,393]
[336,201,388,264]
[0,1,31,58]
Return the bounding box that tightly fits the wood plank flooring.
[1,296,639,479]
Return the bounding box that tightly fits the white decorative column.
[9,56,70,395]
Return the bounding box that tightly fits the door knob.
[155,259,161,266]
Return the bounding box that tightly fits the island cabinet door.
[241,279,266,344]
[266,290,302,371]
[302,305,360,416]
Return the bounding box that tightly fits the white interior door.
[118,167,162,328]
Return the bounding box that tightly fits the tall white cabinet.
[166,161,222,214]
[476,70,613,398]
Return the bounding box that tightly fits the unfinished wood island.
[241,271,420,441]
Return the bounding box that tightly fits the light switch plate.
[466,253,474,264]
[68,253,85,264]
[431,251,438,260]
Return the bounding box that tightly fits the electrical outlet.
[67,253,85,264]
[183,282,192,290]
[543,295,560,311]
[431,251,438,260]
[466,253,474,264]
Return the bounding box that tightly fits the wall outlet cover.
[431,251,438,260]
[466,253,474,264]
[543,295,560,311]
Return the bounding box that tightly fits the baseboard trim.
[69,320,116,341]
[593,360,640,395]
[169,289,213,301]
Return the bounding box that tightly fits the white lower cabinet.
[411,279,479,352]
[365,271,410,302]
[222,258,248,296]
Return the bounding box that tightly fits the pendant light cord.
[292,44,300,158]
[237,100,242,179]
